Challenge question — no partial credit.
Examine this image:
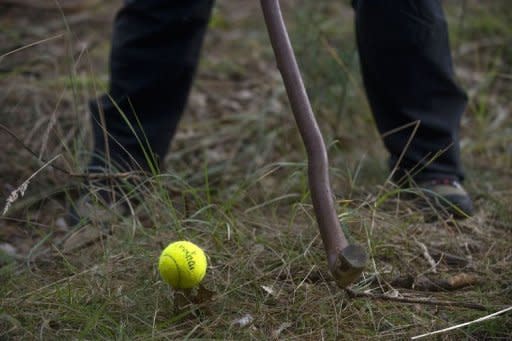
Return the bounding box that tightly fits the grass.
[1,0,512,339]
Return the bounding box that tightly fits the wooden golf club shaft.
[260,0,350,270]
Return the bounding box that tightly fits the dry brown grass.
[1,0,511,339]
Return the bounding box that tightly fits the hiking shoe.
[416,179,474,219]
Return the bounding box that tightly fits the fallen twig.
[0,34,64,61]
[346,288,488,311]
[0,123,71,175]
[414,238,438,273]
[0,123,147,181]
[428,248,469,267]
[68,171,147,180]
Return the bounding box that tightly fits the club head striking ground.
[332,244,368,288]
[260,0,368,288]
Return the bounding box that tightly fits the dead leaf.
[447,273,479,289]
[231,314,254,328]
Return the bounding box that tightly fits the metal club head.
[332,244,368,288]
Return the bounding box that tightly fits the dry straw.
[412,306,512,339]
[2,154,61,215]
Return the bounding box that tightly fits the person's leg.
[353,0,473,215]
[65,0,214,227]
[354,0,466,181]
[89,0,214,173]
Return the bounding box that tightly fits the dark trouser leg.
[89,0,214,173]
[353,0,467,183]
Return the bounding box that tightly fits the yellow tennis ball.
[158,241,207,289]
